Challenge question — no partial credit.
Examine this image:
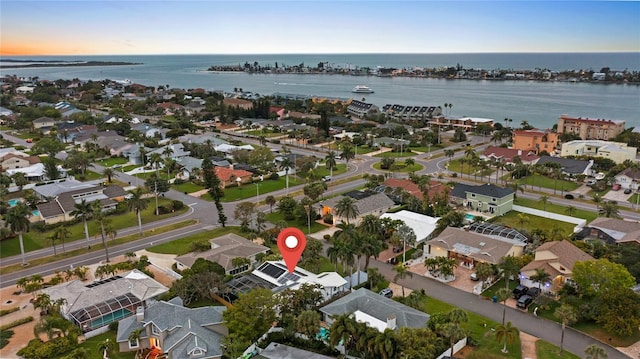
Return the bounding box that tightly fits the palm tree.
[92,202,110,263]
[330,314,357,354]
[506,180,525,199]
[325,151,337,179]
[438,322,465,358]
[71,199,93,249]
[495,321,519,353]
[149,152,163,176]
[138,146,148,166]
[564,205,577,217]
[280,157,293,195]
[340,142,356,165]
[371,328,398,359]
[585,344,608,359]
[444,149,455,163]
[335,196,359,224]
[539,195,549,211]
[127,188,149,235]
[496,288,511,325]
[393,263,413,297]
[5,203,31,266]
[102,167,116,183]
[598,201,621,218]
[98,338,114,358]
[128,328,144,356]
[530,268,550,291]
[516,213,530,231]
[554,304,577,354]
[265,195,276,213]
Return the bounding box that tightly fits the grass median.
[0,220,197,276]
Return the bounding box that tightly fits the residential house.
[557,115,625,140]
[132,123,164,139]
[372,136,410,148]
[615,168,640,190]
[36,183,126,225]
[481,146,540,165]
[175,156,204,180]
[56,123,99,143]
[512,129,559,154]
[536,156,593,176]
[116,298,226,359]
[185,101,205,115]
[346,99,379,118]
[380,210,439,246]
[41,270,169,337]
[450,183,514,216]
[175,233,269,275]
[0,152,41,171]
[425,227,525,266]
[0,106,14,117]
[214,166,253,188]
[33,116,55,129]
[319,191,395,225]
[560,140,637,164]
[156,102,184,115]
[319,288,429,332]
[382,178,449,201]
[574,217,640,245]
[519,240,593,292]
[256,342,335,359]
[226,261,347,302]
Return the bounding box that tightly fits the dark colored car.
[512,285,529,299]
[379,288,393,298]
[564,194,574,199]
[387,257,399,265]
[624,188,632,194]
[527,287,541,298]
[392,247,402,253]
[517,295,534,309]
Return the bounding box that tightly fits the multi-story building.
[346,99,379,118]
[381,104,442,122]
[512,129,559,154]
[560,140,637,164]
[428,116,493,132]
[557,115,625,140]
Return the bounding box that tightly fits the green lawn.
[0,198,187,258]
[409,145,443,153]
[75,170,104,181]
[122,165,140,172]
[265,212,328,234]
[64,331,134,359]
[490,211,575,236]
[172,182,205,193]
[536,340,580,359]
[373,161,424,173]
[425,295,522,358]
[572,321,640,347]
[481,278,519,299]
[147,226,244,255]
[355,146,375,155]
[97,157,129,167]
[314,163,348,177]
[628,193,640,206]
[447,159,492,177]
[245,129,282,138]
[219,177,304,202]
[519,175,579,192]
[373,151,417,158]
[513,197,597,222]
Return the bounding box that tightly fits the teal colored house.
[451,183,514,216]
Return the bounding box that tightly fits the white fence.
[512,205,586,233]
[436,337,468,359]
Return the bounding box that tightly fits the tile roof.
[320,288,429,330]
[482,146,539,163]
[586,217,640,244]
[175,233,269,270]
[383,178,448,200]
[521,240,593,275]
[450,183,514,199]
[426,227,525,264]
[214,166,252,181]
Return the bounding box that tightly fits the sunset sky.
[1,1,639,56]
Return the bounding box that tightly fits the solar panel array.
[85,275,123,288]
[258,262,286,279]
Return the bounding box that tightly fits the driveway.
[603,189,633,202]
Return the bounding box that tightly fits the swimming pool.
[7,199,21,207]
[464,214,476,221]
[89,308,132,329]
[32,210,40,217]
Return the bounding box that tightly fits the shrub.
[323,234,331,241]
[269,173,279,180]
[323,214,333,224]
[172,200,185,210]
[0,316,33,331]
[173,178,186,185]
[451,173,458,178]
[0,329,14,349]
[17,336,77,359]
[270,139,281,144]
[108,321,119,331]
[411,249,423,259]
[0,307,19,317]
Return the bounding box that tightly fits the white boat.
[115,78,132,85]
[352,85,374,94]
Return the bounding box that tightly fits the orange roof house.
[512,129,559,154]
[383,178,448,201]
[214,166,253,188]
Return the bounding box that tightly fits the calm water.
[2,53,639,129]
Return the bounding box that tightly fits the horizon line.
[2,50,639,57]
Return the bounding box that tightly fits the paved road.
[369,260,629,359]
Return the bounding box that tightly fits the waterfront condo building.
[512,129,559,154]
[560,140,637,164]
[556,115,625,140]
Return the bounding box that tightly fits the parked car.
[564,194,574,199]
[392,247,402,253]
[624,188,632,194]
[586,179,597,186]
[323,175,332,182]
[512,285,529,299]
[516,295,534,309]
[470,272,479,281]
[612,184,621,191]
[527,287,541,298]
[379,288,393,298]
[387,257,399,265]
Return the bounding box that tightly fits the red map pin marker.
[277,227,307,273]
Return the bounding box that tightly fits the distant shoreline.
[0,61,141,69]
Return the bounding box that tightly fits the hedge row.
[0,307,19,317]
[0,316,34,331]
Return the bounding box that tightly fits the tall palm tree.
[71,199,93,249]
[393,263,413,297]
[92,202,110,263]
[496,287,511,325]
[495,321,519,353]
[128,328,144,356]
[585,344,608,359]
[371,328,398,359]
[102,167,116,184]
[280,157,293,195]
[138,146,148,166]
[5,203,31,266]
[539,195,549,211]
[554,304,577,354]
[330,314,357,354]
[516,213,530,231]
[127,188,149,235]
[438,322,465,358]
[340,142,356,165]
[598,201,621,219]
[564,205,577,217]
[325,151,337,179]
[335,196,359,224]
[149,152,163,177]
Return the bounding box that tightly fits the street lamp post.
[255,183,260,203]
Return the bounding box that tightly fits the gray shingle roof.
[174,233,269,270]
[450,183,514,199]
[321,192,395,216]
[537,156,592,175]
[257,342,336,359]
[320,288,429,330]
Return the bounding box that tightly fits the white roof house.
[380,210,439,244]
[215,144,254,153]
[458,117,494,124]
